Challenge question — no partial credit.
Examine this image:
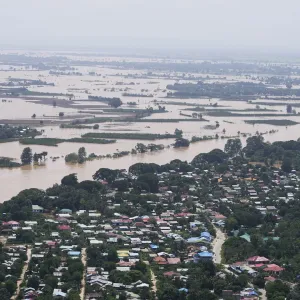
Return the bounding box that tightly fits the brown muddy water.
[0,52,300,202]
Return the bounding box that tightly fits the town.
[1,135,300,300]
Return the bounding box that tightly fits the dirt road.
[12,247,32,300]
[80,248,87,300]
[150,267,157,296]
[212,227,267,300]
[212,226,226,264]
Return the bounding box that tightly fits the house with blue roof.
[200,231,211,242]
[193,251,213,262]
[68,251,81,257]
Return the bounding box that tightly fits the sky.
[0,0,299,54]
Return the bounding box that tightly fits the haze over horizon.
[1,0,299,57]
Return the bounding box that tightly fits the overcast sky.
[0,0,299,53]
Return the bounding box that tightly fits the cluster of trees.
[0,243,26,299]
[133,143,165,154]
[33,151,48,164]
[65,147,87,164]
[157,261,249,300]
[98,60,300,76]
[0,124,40,140]
[243,136,300,172]
[87,245,150,299]
[20,148,48,165]
[88,96,123,108]
[192,136,300,174]
[0,157,21,168]
[24,249,82,299]
[174,138,190,148]
[166,81,300,99]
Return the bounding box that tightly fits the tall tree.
[21,147,33,165]
[78,147,87,164]
[224,138,242,157]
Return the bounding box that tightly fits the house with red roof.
[263,264,284,274]
[167,257,181,265]
[2,221,20,228]
[163,271,181,278]
[58,225,71,231]
[153,256,167,264]
[247,256,269,265]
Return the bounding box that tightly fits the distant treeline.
[166,82,300,99]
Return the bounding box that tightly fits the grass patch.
[82,132,177,140]
[0,157,21,168]
[185,107,277,112]
[205,111,299,117]
[0,138,19,143]
[19,138,65,146]
[126,118,208,123]
[19,137,116,146]
[60,124,93,129]
[244,119,298,126]
[252,102,300,107]
[157,101,227,107]
[67,138,116,144]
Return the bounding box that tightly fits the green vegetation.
[82,132,177,140]
[174,137,190,148]
[60,124,93,129]
[122,93,153,97]
[88,95,122,108]
[252,101,300,107]
[67,138,116,144]
[0,87,70,97]
[0,124,41,140]
[20,147,33,165]
[65,147,87,164]
[205,111,298,117]
[130,118,207,122]
[19,138,65,146]
[244,119,298,126]
[0,157,21,168]
[19,137,116,146]
[167,81,300,99]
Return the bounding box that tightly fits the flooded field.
[1,51,300,201]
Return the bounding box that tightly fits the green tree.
[5,280,16,296]
[224,138,242,157]
[78,147,87,164]
[27,275,40,290]
[93,124,99,129]
[225,217,238,232]
[266,280,290,300]
[174,138,190,148]
[282,158,292,173]
[21,147,33,165]
[65,152,79,163]
[61,173,78,186]
[68,291,81,300]
[287,104,293,114]
[93,168,121,183]
[135,143,148,153]
[0,288,10,300]
[136,173,159,193]
[174,128,183,137]
[109,98,122,108]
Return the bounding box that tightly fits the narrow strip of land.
[212,226,226,264]
[80,248,87,300]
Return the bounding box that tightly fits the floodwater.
[1,52,300,202]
